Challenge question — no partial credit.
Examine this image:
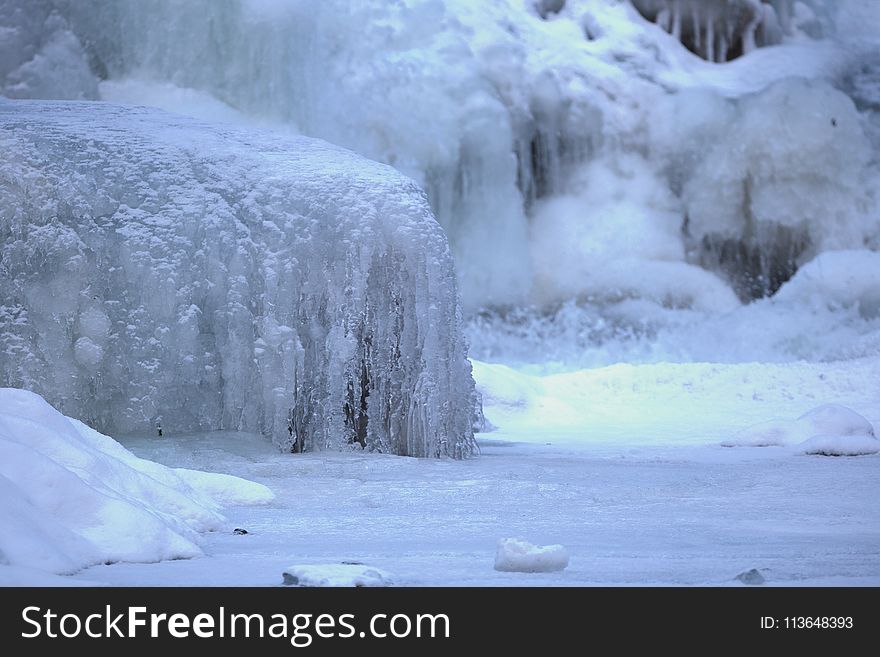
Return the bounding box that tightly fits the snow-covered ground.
[49,357,878,587]
[0,388,273,586]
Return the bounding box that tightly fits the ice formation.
[0,101,477,458]
[1,0,876,314]
[0,388,273,577]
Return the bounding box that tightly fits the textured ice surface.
[0,100,476,457]
[0,387,273,578]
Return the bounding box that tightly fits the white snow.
[473,359,880,446]
[724,403,879,456]
[0,388,273,584]
[494,538,569,573]
[282,564,394,587]
[0,100,476,457]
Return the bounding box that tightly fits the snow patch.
[282,564,394,587]
[494,538,569,573]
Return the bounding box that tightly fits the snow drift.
[0,387,273,578]
[0,100,477,457]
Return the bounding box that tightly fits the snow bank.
[0,100,476,457]
[0,388,273,579]
[282,564,394,587]
[494,538,569,573]
[724,403,878,455]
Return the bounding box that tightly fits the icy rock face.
[0,101,477,458]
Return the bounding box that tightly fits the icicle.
[671,1,682,41]
[706,15,715,62]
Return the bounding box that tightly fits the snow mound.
[0,388,273,579]
[797,435,880,457]
[494,538,569,573]
[724,403,878,456]
[0,100,476,458]
[282,564,394,587]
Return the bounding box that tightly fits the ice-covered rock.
[282,564,394,587]
[494,538,569,573]
[0,387,273,579]
[723,403,878,456]
[0,100,477,458]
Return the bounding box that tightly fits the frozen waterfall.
[0,101,477,457]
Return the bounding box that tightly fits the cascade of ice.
[0,101,478,457]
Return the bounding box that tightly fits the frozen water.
[0,100,476,458]
[0,388,272,581]
[4,1,875,311]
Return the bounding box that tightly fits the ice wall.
[0,101,477,458]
